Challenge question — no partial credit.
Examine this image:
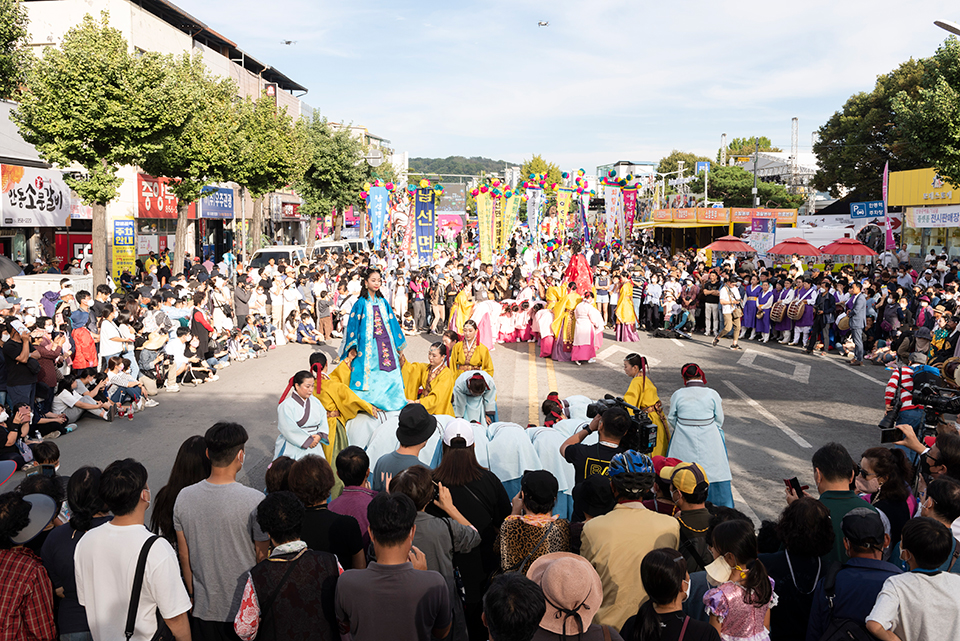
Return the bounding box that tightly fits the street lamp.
[935,19,960,36]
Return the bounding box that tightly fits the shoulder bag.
[817,561,875,641]
[725,286,743,319]
[442,518,467,604]
[126,536,174,641]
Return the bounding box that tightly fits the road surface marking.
[821,355,886,386]
[722,381,812,448]
[598,345,661,368]
[730,485,762,527]
[545,356,558,396]
[737,349,811,384]
[671,338,685,348]
[528,342,539,426]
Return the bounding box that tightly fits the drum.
[837,315,850,331]
[787,300,806,321]
[770,302,786,323]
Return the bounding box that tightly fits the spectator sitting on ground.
[234,491,341,641]
[335,492,452,641]
[482,573,546,641]
[788,441,878,564]
[867,517,960,640]
[296,312,324,345]
[328,446,376,549]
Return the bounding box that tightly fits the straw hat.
[527,552,603,636]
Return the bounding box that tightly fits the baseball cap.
[669,462,710,494]
[841,507,885,548]
[441,418,475,447]
[652,456,682,481]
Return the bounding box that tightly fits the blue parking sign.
[850,200,884,219]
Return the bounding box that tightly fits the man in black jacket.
[234,279,252,329]
[806,278,835,355]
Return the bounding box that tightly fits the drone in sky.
[538,21,549,27]
[280,40,297,45]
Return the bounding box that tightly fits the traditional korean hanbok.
[754,286,775,340]
[528,426,575,519]
[550,290,582,361]
[666,381,733,508]
[535,307,556,358]
[485,422,543,501]
[774,285,795,337]
[741,285,760,332]
[275,390,329,461]
[452,370,497,424]
[615,280,641,342]
[448,289,474,336]
[470,300,501,349]
[402,361,456,416]
[311,365,377,465]
[340,292,407,411]
[449,338,494,378]
[571,300,604,362]
[624,373,669,457]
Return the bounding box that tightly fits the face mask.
[680,579,690,603]
[705,554,733,586]
[0,410,8,423]
[888,298,894,304]
[856,474,881,495]
[1,333,8,342]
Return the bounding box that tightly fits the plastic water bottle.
[33,431,40,441]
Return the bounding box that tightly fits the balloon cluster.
[599,168,632,188]
[570,168,595,196]
[403,179,444,197]
[470,178,520,201]
[359,179,397,200]
[543,238,559,252]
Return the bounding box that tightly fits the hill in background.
[409,156,518,176]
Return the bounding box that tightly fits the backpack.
[652,328,680,339]
[816,562,875,641]
[40,291,60,318]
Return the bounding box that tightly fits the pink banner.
[623,189,637,239]
[402,202,414,255]
[883,161,895,250]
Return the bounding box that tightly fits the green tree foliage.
[894,39,960,187]
[0,0,28,99]
[687,165,805,209]
[656,150,713,177]
[814,58,926,198]
[723,136,781,158]
[140,53,239,272]
[520,154,563,186]
[294,116,367,240]
[410,156,515,176]
[13,12,187,287]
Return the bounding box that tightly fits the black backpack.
[816,562,875,641]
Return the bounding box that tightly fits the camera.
[586,394,658,454]
[914,383,960,433]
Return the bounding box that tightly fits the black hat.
[572,474,616,518]
[841,507,885,548]
[521,470,559,507]
[11,494,57,545]
[396,403,437,446]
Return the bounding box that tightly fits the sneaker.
[42,430,60,440]
[208,374,220,382]
[164,384,180,393]
[64,423,77,433]
[106,405,115,422]
[144,399,159,408]
[588,358,597,363]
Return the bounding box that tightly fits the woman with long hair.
[40,467,112,640]
[857,446,914,545]
[340,267,408,411]
[622,354,669,456]
[621,548,720,641]
[430,420,511,641]
[448,319,494,377]
[151,436,212,544]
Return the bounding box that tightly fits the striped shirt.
[885,366,920,411]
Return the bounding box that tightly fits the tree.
[894,39,960,186]
[814,58,926,197]
[140,53,239,274]
[687,165,805,209]
[294,116,367,241]
[656,150,713,177]
[0,0,28,99]
[233,93,296,256]
[722,136,781,159]
[13,12,186,288]
[520,155,563,186]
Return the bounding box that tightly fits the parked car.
[249,246,306,269]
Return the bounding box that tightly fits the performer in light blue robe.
[340,268,407,411]
[485,422,542,501]
[451,370,497,424]
[528,425,575,519]
[275,370,329,461]
[666,363,733,508]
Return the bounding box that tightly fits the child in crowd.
[296,312,324,344]
[316,290,333,342]
[402,311,417,335]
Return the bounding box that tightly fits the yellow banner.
[556,188,574,243]
[501,194,520,249]
[477,192,493,263]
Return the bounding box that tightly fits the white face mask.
[680,578,690,603]
[0,409,9,423]
[1,333,8,342]
[705,554,733,587]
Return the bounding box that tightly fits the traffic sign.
[850,200,885,219]
[696,161,711,174]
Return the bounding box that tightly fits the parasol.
[704,236,758,254]
[820,237,878,265]
[0,256,21,280]
[766,237,822,259]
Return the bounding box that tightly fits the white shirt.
[867,571,960,641]
[99,319,123,358]
[75,522,191,641]
[52,389,83,414]
[164,338,189,367]
[719,284,742,314]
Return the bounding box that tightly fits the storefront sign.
[907,205,960,228]
[696,207,730,224]
[1,165,72,227]
[54,233,92,272]
[137,174,179,218]
[652,209,673,222]
[112,218,136,280]
[673,208,697,222]
[889,168,960,206]
[198,186,234,219]
[731,208,798,224]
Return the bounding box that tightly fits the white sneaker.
[588,358,597,363]
[144,399,159,408]
[164,384,180,393]
[208,374,220,382]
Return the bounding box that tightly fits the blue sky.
[178,0,957,171]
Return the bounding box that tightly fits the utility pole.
[720,133,727,166]
[752,136,760,208]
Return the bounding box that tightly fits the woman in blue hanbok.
[275,370,329,460]
[340,268,408,411]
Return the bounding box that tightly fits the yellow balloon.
[419,179,429,188]
[363,182,371,191]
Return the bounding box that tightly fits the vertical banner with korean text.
[501,193,520,249]
[414,188,435,264]
[369,186,388,250]
[623,188,637,240]
[527,187,543,248]
[603,186,620,244]
[882,161,895,250]
[476,192,494,263]
[491,196,502,252]
[580,194,591,245]
[112,217,136,281]
[402,201,414,256]
[556,188,574,242]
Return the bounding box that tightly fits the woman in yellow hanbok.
[614,274,641,342]
[622,353,669,456]
[448,320,494,377]
[549,283,582,361]
[401,342,456,415]
[447,285,474,336]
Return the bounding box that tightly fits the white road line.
[670,338,685,348]
[820,355,886,386]
[730,485,762,527]
[738,349,811,384]
[722,381,813,448]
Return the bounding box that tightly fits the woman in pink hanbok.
[535,303,555,357]
[571,292,605,364]
[497,300,516,343]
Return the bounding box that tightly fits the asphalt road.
[41,326,888,525]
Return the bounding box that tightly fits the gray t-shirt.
[173,480,269,622]
[371,451,423,492]
[335,562,451,641]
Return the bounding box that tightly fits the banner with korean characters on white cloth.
[1,165,72,227]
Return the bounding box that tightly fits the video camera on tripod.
[879,381,960,443]
[586,394,658,454]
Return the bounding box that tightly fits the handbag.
[15,438,34,464]
[126,536,174,641]
[725,287,743,319]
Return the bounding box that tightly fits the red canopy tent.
[704,236,758,254]
[820,237,878,265]
[766,237,822,260]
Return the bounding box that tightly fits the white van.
[249,246,306,270]
[311,240,351,261]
